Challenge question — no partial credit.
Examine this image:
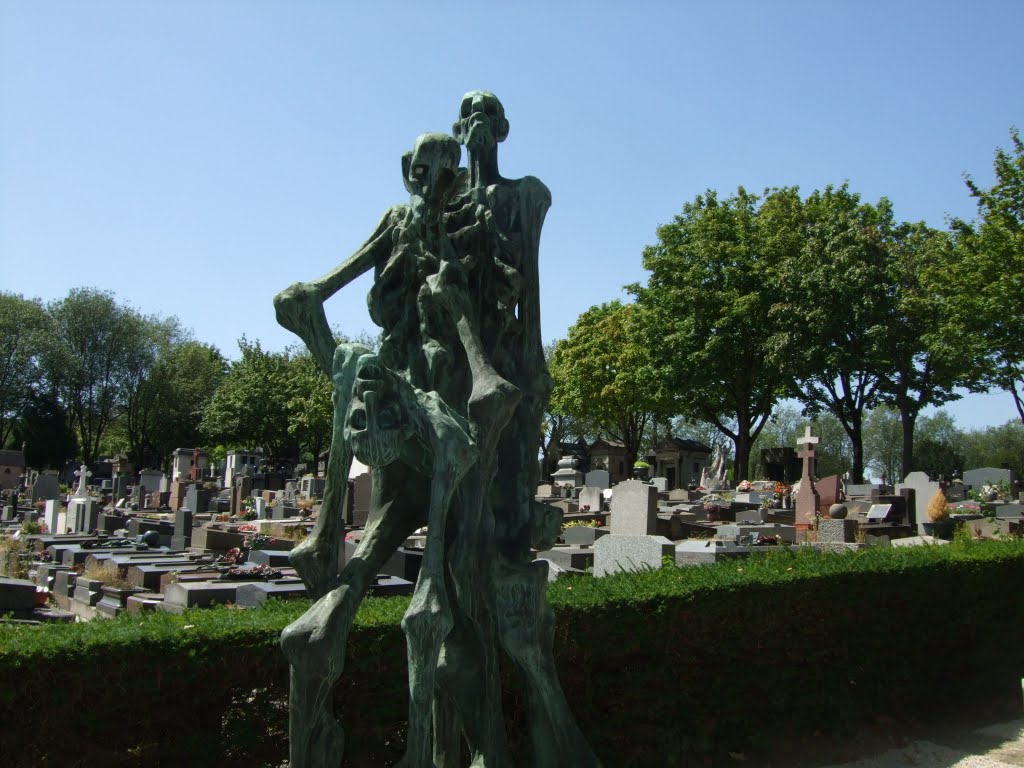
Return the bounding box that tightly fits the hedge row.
[2,540,1024,767]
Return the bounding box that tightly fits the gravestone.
[232,475,252,517]
[111,474,127,503]
[167,480,188,511]
[583,469,610,489]
[895,471,943,535]
[794,427,820,529]
[43,500,60,535]
[650,476,668,493]
[963,466,1015,492]
[72,499,98,533]
[171,507,193,550]
[593,534,675,577]
[138,469,164,496]
[254,496,268,519]
[1,505,13,522]
[577,486,603,514]
[845,482,882,498]
[30,473,59,503]
[352,472,372,526]
[535,483,553,498]
[130,484,145,510]
[817,475,842,513]
[610,480,657,536]
[184,485,211,515]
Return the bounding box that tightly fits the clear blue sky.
[2,1,1021,430]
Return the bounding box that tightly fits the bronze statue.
[274,92,599,768]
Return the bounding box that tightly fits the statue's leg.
[283,465,427,768]
[432,463,513,768]
[289,343,370,601]
[495,557,601,768]
[396,467,459,768]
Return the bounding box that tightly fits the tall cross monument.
[795,426,821,530]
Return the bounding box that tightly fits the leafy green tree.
[0,293,48,447]
[875,223,984,476]
[863,405,903,484]
[949,129,1024,423]
[285,348,332,476]
[960,420,1024,477]
[9,391,78,469]
[782,185,893,482]
[912,410,966,479]
[748,405,851,479]
[119,317,185,469]
[200,338,296,465]
[541,341,591,479]
[629,187,803,480]
[40,288,157,467]
[548,301,673,472]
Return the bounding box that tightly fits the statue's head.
[452,91,509,152]
[401,132,461,211]
[344,354,414,468]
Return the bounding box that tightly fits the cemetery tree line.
[551,130,1023,482]
[0,288,349,476]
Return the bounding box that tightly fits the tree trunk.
[847,411,865,483]
[899,407,917,480]
[734,428,751,482]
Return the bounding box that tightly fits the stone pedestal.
[817,518,859,544]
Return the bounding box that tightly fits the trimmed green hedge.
[2,540,1024,767]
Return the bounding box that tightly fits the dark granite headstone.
[171,507,194,550]
[381,546,422,582]
[352,472,372,526]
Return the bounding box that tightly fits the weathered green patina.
[274,92,599,767]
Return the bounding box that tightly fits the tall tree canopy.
[629,187,803,480]
[40,288,162,467]
[0,293,47,447]
[875,222,983,476]
[949,128,1024,423]
[547,301,672,472]
[200,338,296,465]
[781,185,892,482]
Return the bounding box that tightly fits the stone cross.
[797,426,819,481]
[73,464,91,498]
[795,426,821,529]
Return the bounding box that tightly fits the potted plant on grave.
[632,460,650,481]
[922,489,955,540]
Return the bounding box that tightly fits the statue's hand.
[274,281,325,337]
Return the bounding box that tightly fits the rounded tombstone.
[828,503,848,520]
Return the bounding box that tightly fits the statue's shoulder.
[512,175,551,209]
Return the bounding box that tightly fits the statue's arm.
[274,207,400,374]
[312,208,398,300]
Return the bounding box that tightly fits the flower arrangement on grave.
[949,501,982,515]
[219,547,244,565]
[238,523,259,533]
[927,489,950,523]
[632,460,650,469]
[754,534,781,546]
[224,563,282,580]
[737,480,753,492]
[562,520,599,530]
[244,533,277,551]
[240,497,258,521]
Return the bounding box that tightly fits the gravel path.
[815,720,1024,768]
